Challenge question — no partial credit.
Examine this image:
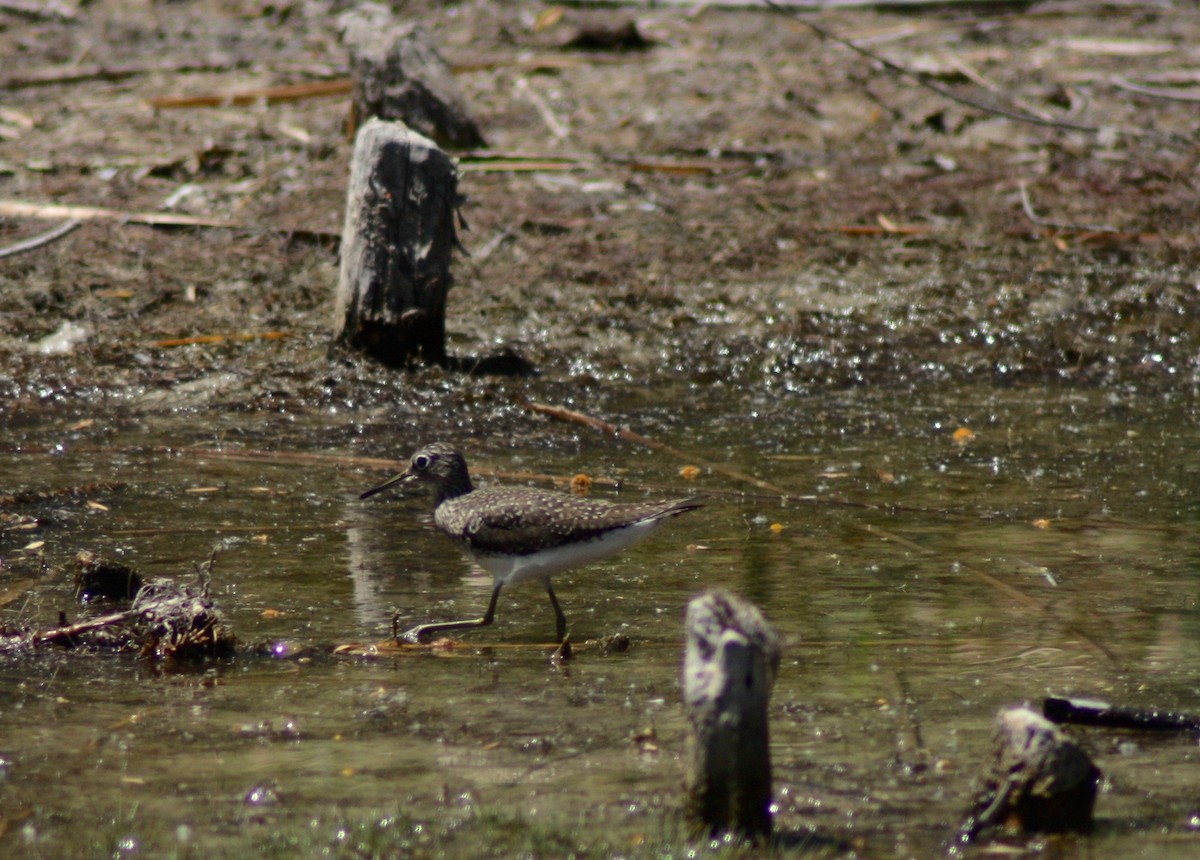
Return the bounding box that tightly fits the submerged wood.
[682,589,782,840]
[4,575,235,661]
[333,118,461,367]
[957,706,1100,846]
[131,578,237,661]
[1044,695,1200,732]
[75,550,143,602]
[341,11,485,149]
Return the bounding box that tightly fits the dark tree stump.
[341,10,485,150]
[333,118,461,368]
[957,706,1101,846]
[682,589,782,842]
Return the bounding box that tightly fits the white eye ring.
[414,454,431,470]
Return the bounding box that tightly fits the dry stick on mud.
[0,199,339,244]
[1,58,251,91]
[147,79,352,110]
[0,219,80,260]
[763,0,1157,142]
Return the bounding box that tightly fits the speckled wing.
[435,488,699,558]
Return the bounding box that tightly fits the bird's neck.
[435,472,474,506]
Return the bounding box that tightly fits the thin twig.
[513,77,571,142]
[195,548,218,598]
[0,59,254,91]
[0,199,339,244]
[1111,75,1200,103]
[522,398,991,516]
[763,0,1142,140]
[521,397,793,497]
[0,219,81,260]
[859,522,1118,664]
[0,579,38,610]
[945,55,1055,122]
[859,523,1044,612]
[1018,180,1119,233]
[889,668,929,772]
[525,397,1119,664]
[146,79,352,110]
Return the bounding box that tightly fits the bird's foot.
[397,625,432,645]
[550,633,572,668]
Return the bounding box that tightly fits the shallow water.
[2,380,1199,857]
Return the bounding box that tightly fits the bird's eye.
[413,454,431,471]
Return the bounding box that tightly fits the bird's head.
[360,442,471,501]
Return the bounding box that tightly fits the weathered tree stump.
[957,706,1101,847]
[683,589,782,841]
[333,118,461,367]
[340,7,485,149]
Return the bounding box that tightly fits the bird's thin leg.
[400,583,502,643]
[545,579,567,643]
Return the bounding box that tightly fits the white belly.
[472,518,665,586]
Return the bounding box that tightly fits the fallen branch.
[0,219,81,260]
[859,523,1046,614]
[30,608,143,647]
[459,158,585,174]
[521,397,794,497]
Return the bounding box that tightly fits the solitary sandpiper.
[360,442,701,643]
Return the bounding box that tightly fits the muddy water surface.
[2,380,1198,858]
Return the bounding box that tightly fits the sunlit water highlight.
[2,381,1198,857]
